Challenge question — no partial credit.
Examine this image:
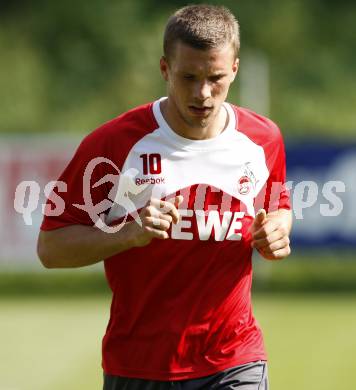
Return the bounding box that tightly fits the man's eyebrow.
[209,72,227,78]
[179,71,227,76]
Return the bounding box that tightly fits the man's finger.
[175,195,184,207]
[258,246,291,260]
[145,216,171,231]
[150,197,181,224]
[167,195,184,208]
[251,229,285,249]
[258,237,290,253]
[166,195,184,224]
[159,213,173,224]
[144,225,169,240]
[252,219,278,240]
[150,198,174,212]
[253,209,267,228]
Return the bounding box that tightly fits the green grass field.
[1,293,355,390]
[255,293,356,389]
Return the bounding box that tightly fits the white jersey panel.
[107,99,269,224]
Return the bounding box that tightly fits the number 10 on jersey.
[140,154,162,175]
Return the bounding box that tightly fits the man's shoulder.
[73,101,159,159]
[88,101,158,141]
[228,103,283,146]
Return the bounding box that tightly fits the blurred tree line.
[0,0,355,137]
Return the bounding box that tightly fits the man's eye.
[209,75,223,83]
[183,74,195,80]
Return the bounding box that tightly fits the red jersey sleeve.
[234,106,291,213]
[40,102,158,231]
[40,129,115,231]
[260,129,290,212]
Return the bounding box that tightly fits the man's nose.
[193,80,211,100]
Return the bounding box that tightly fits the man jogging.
[38,4,292,389]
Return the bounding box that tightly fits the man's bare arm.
[37,222,138,268]
[37,196,182,268]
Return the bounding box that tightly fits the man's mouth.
[188,106,213,116]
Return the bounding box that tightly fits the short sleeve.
[255,130,291,213]
[40,132,115,231]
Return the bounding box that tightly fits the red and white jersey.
[41,97,290,381]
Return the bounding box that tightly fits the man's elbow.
[37,246,54,269]
[37,234,56,269]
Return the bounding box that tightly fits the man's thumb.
[254,209,267,227]
[167,195,184,207]
[175,195,184,207]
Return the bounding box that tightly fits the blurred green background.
[1,0,356,137]
[1,0,355,389]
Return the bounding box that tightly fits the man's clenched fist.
[133,195,184,247]
[251,209,292,260]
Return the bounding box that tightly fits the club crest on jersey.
[237,162,258,196]
[238,176,252,195]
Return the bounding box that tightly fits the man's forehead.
[173,40,234,57]
[170,41,235,70]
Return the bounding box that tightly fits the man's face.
[160,41,239,130]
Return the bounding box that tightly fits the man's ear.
[160,56,169,81]
[231,58,239,82]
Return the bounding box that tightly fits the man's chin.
[185,112,214,128]
[184,117,209,129]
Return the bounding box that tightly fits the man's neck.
[160,98,228,141]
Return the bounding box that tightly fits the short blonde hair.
[163,4,240,60]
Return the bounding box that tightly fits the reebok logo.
[135,177,166,185]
